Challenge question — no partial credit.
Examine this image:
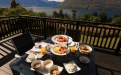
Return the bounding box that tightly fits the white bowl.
[79,45,92,54]
[49,65,60,75]
[42,59,53,70]
[31,60,42,69]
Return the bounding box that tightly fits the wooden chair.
[11,33,35,56]
[67,29,81,42]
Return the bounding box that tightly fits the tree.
[114,14,118,18]
[52,10,58,18]
[90,16,100,22]
[81,12,90,21]
[36,12,47,17]
[10,0,18,8]
[58,9,64,19]
[71,9,77,20]
[111,17,121,24]
[92,12,97,16]
[64,12,68,19]
[98,11,107,22]
[106,17,112,23]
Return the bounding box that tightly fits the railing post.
[76,21,79,30]
[43,18,47,39]
[115,37,121,55]
[19,16,24,33]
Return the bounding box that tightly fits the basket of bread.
[79,45,92,54]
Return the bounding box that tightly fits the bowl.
[42,59,53,70]
[49,65,60,75]
[31,60,42,69]
[79,45,92,54]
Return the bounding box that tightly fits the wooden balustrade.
[0,15,121,55]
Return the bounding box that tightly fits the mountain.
[0,0,61,7]
[56,0,121,10]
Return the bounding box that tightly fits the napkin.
[26,53,37,63]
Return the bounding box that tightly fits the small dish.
[31,60,42,69]
[79,56,90,64]
[42,59,53,70]
[49,65,63,75]
[63,61,81,74]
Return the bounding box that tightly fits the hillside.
[56,0,121,10]
[0,0,61,7]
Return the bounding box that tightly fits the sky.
[48,0,64,2]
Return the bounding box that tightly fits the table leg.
[10,68,20,75]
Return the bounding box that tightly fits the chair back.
[67,29,81,42]
[12,33,35,56]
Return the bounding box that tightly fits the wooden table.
[9,37,96,75]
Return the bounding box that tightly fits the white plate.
[51,35,73,44]
[63,61,81,74]
[50,45,70,56]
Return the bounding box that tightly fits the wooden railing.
[0,16,121,55]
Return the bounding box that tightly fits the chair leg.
[95,64,99,75]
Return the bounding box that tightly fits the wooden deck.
[0,34,121,75]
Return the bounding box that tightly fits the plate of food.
[63,61,81,74]
[79,44,92,54]
[50,45,70,56]
[51,35,73,44]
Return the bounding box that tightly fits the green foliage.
[111,17,121,24]
[52,10,58,18]
[58,9,64,18]
[0,6,47,17]
[10,0,20,8]
[71,9,77,20]
[106,17,112,23]
[81,12,90,21]
[90,16,100,22]
[92,12,97,16]
[35,12,47,17]
[98,11,107,22]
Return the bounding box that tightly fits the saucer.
[79,56,90,64]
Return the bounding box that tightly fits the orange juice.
[70,46,76,53]
[41,48,46,55]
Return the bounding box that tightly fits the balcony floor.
[0,34,121,75]
[0,33,44,75]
